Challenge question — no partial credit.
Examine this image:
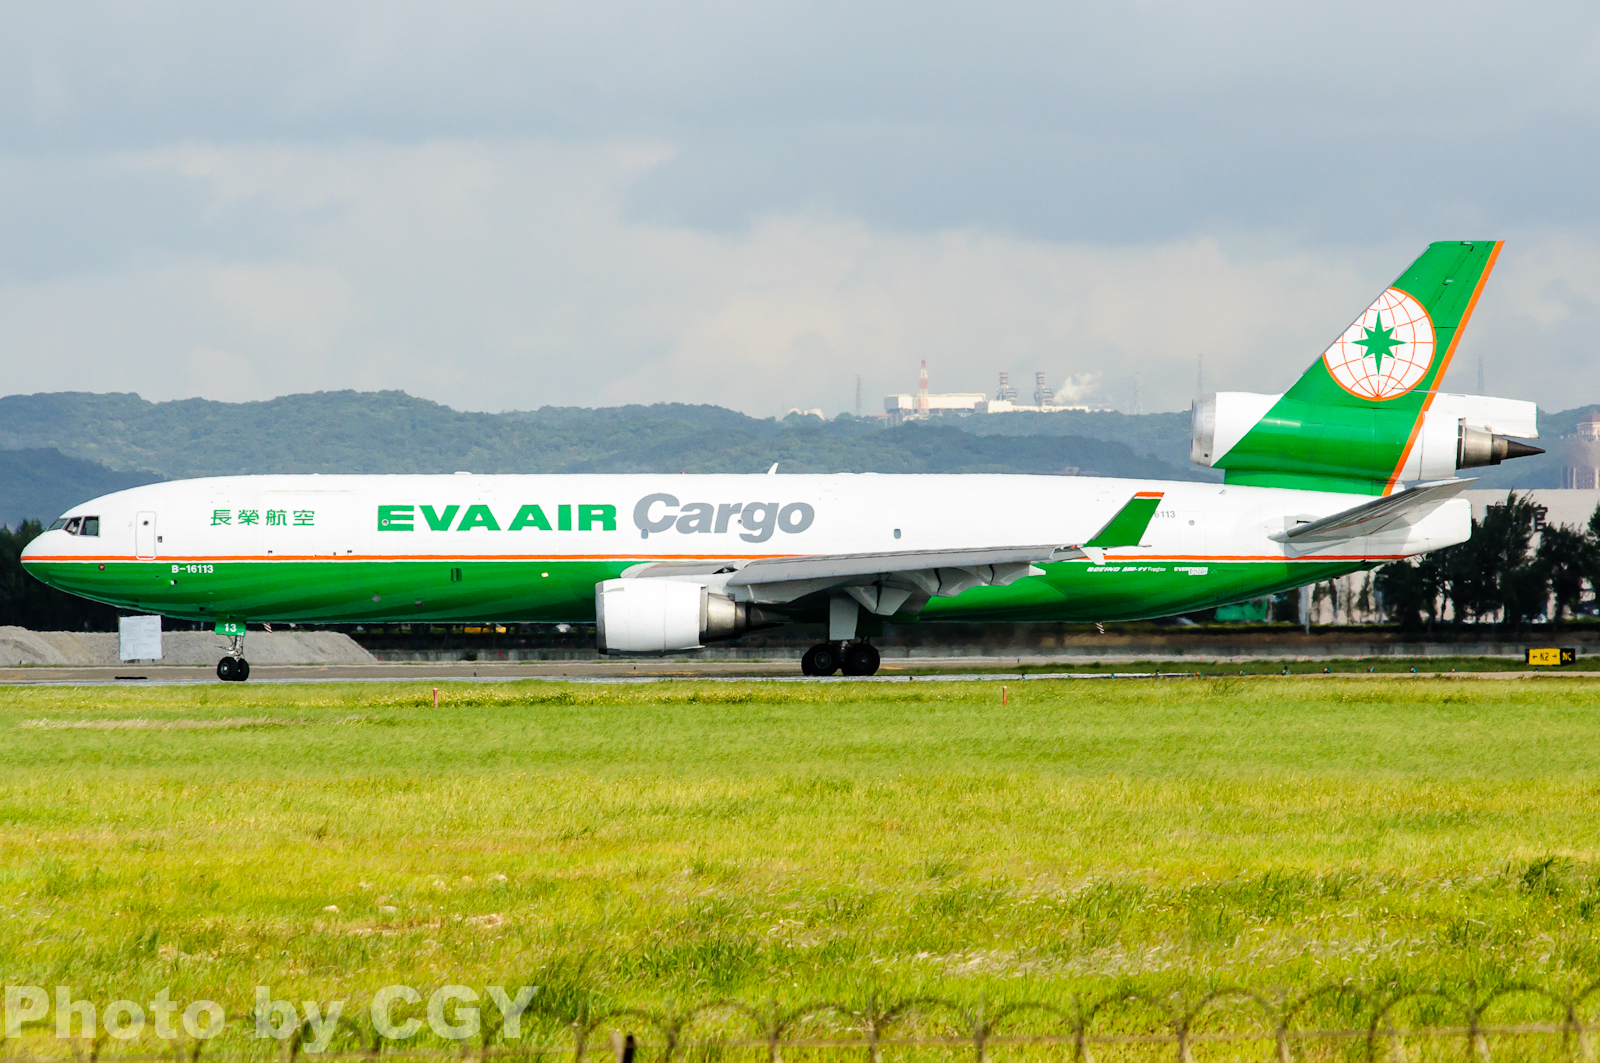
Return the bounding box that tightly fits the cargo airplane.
[22,242,1542,679]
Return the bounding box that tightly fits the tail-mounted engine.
[1192,391,1542,485]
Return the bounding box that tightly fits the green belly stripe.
[24,556,1369,626]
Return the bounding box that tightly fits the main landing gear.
[801,641,881,677]
[216,630,250,682]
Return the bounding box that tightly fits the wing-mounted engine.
[593,491,1168,655]
[596,547,1064,655]
[595,579,782,654]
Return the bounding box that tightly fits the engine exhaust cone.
[1458,427,1546,469]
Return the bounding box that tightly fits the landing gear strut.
[801,641,880,677]
[216,631,250,682]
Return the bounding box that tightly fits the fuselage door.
[262,493,358,557]
[135,511,157,559]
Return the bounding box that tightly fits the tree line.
[1375,494,1600,630]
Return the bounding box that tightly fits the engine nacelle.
[1397,394,1544,479]
[1190,392,1282,466]
[1194,390,1542,481]
[594,579,773,655]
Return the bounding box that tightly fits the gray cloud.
[0,1,1597,416]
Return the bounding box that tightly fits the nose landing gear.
[216,629,250,682]
[800,641,880,677]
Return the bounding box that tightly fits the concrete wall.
[1462,488,1600,530]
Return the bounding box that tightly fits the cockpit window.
[80,517,99,537]
[63,517,82,534]
[48,518,67,531]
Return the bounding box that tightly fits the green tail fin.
[1213,240,1503,494]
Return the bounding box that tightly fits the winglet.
[1084,491,1163,549]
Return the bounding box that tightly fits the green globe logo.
[1321,288,1435,400]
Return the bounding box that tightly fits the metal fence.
[18,983,1600,1063]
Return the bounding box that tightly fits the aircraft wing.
[725,544,1078,584]
[620,491,1165,614]
[1269,479,1474,544]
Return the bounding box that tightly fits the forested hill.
[0,390,1200,484]
[953,407,1197,465]
[1,387,1591,526]
[0,449,163,530]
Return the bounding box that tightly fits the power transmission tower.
[855,375,862,417]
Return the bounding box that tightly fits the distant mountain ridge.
[0,390,1578,527]
[0,391,1211,524]
[0,389,1198,480]
[0,448,163,529]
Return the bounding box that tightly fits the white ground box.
[118,615,163,661]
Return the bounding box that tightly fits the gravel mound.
[0,627,376,666]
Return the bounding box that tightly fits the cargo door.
[135,511,157,559]
[261,493,358,558]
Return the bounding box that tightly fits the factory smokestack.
[1033,371,1054,408]
[918,360,929,415]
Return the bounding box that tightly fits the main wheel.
[841,643,881,676]
[236,658,250,681]
[800,643,841,676]
[216,657,237,681]
[217,656,249,682]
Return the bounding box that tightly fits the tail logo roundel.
[1321,287,1435,401]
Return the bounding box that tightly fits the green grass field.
[4,675,1600,1056]
[888,655,1589,675]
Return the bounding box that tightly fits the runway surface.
[0,659,1591,685]
[0,658,1116,685]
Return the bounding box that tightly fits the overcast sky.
[2,2,1598,417]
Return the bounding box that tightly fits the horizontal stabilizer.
[1270,479,1473,544]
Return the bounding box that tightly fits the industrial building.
[1563,410,1600,488]
[884,364,1106,423]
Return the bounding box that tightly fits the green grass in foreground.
[3,677,1600,1053]
[884,655,1588,675]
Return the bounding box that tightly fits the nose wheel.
[216,629,250,681]
[801,641,880,677]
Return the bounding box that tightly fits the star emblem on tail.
[1353,312,1405,376]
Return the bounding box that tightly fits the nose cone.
[19,532,52,588]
